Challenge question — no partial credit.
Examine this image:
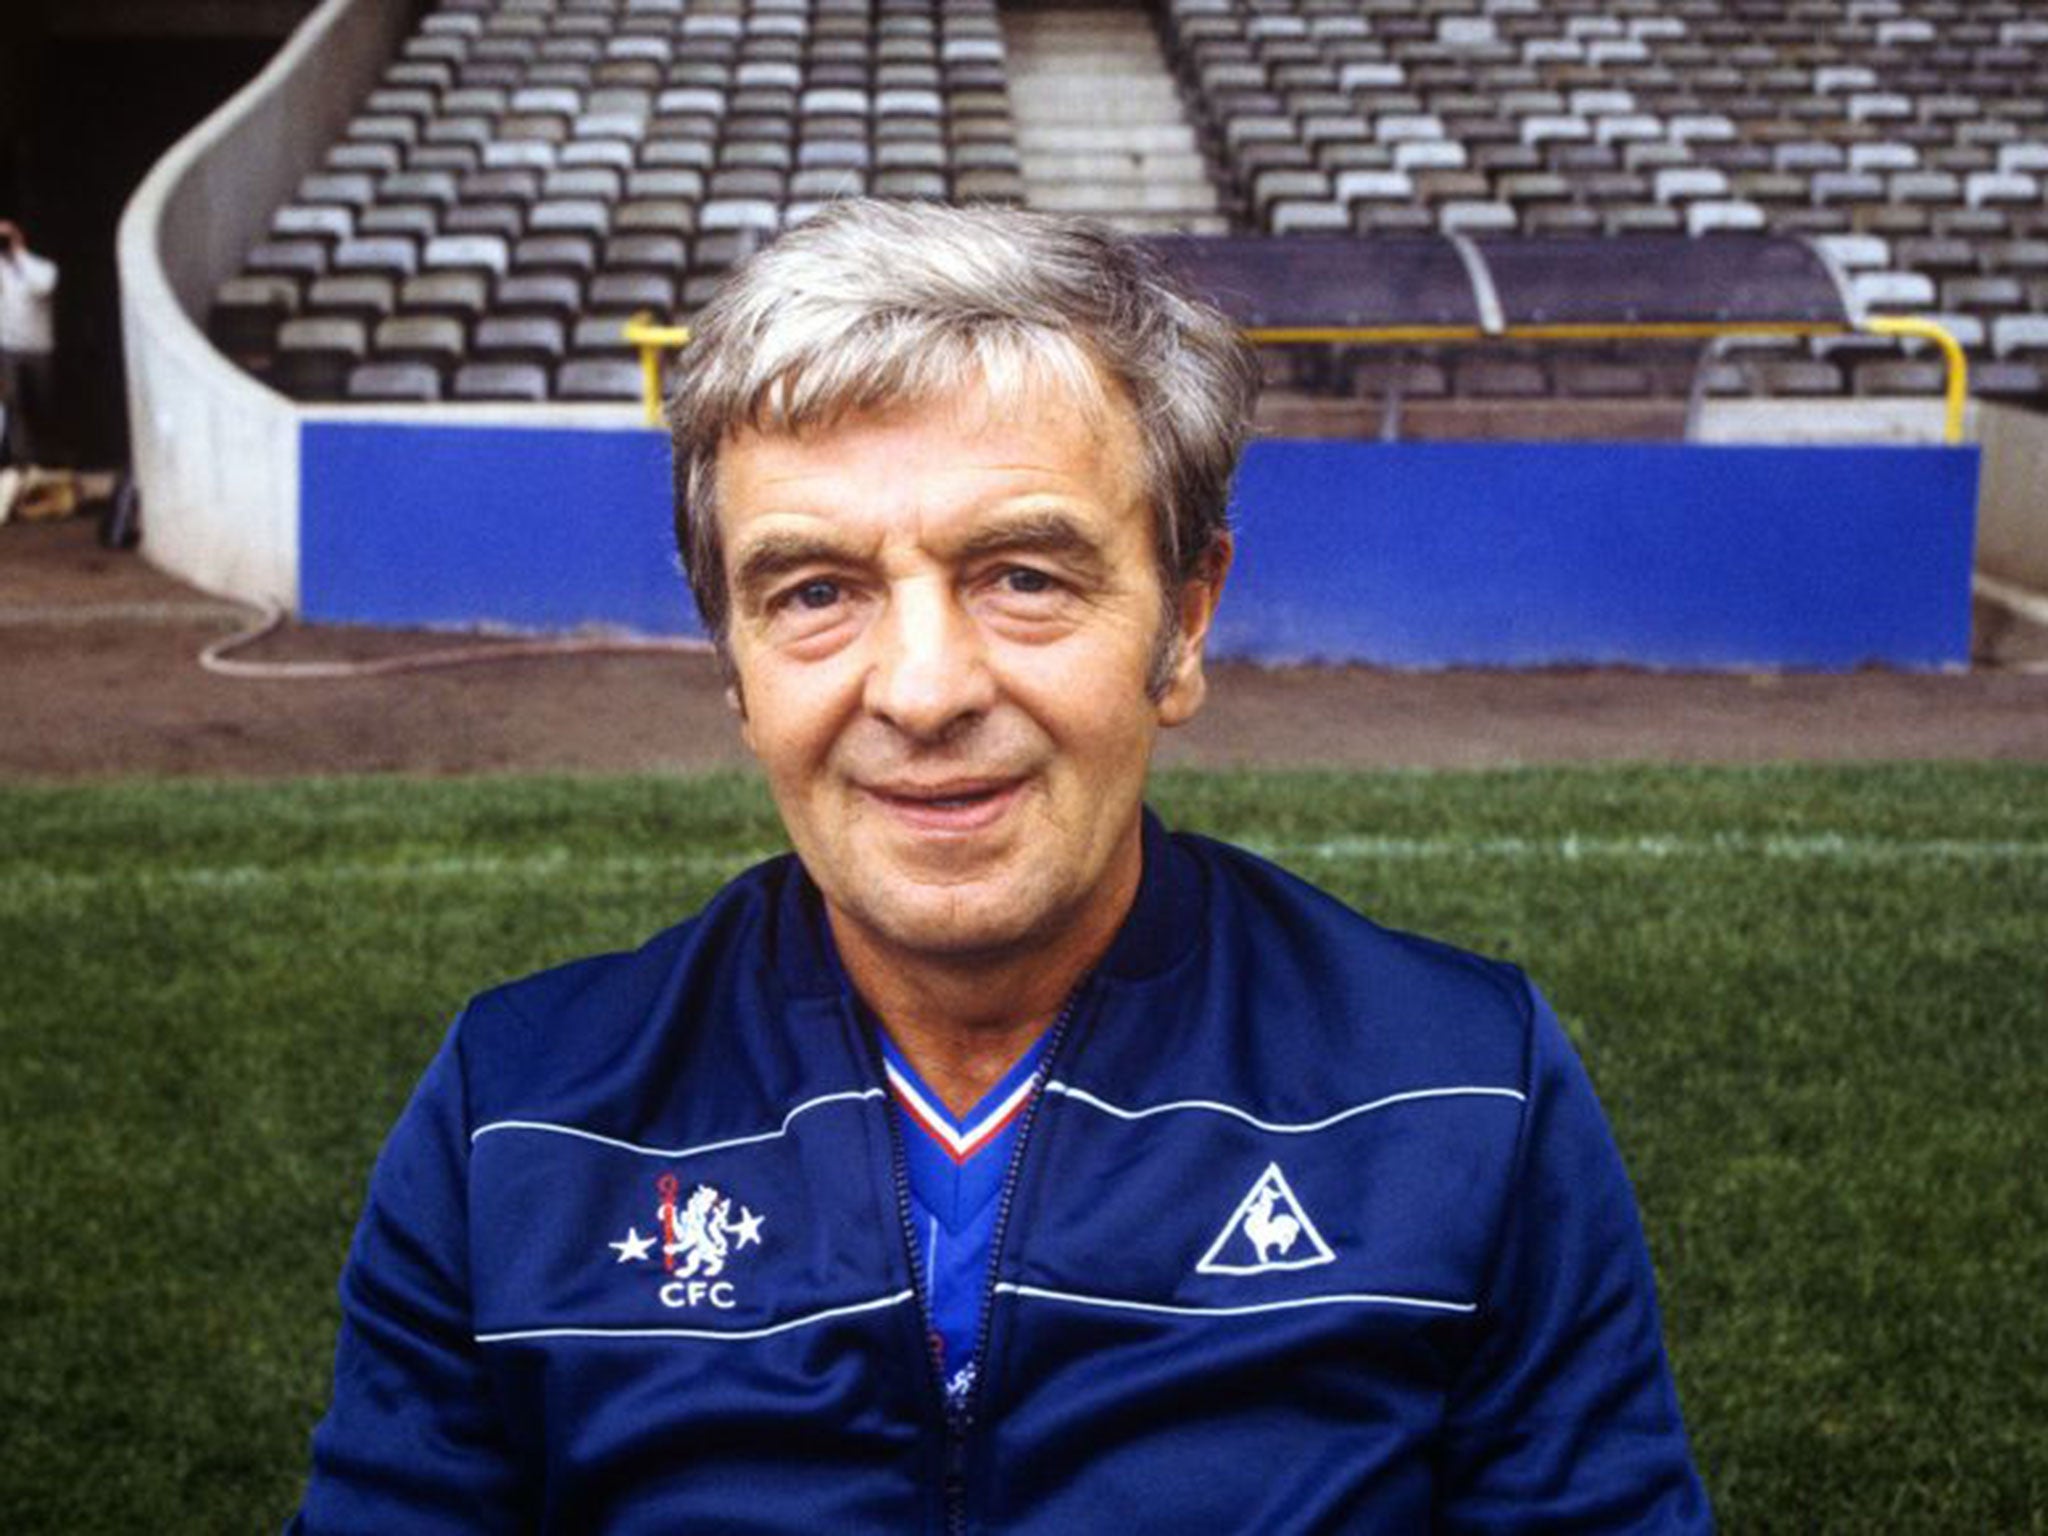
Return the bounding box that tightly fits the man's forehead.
[722,355,1136,462]
[715,373,1147,523]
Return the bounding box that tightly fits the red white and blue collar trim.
[882,1034,1050,1166]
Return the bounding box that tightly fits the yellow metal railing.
[624,314,1969,445]
[1862,316,1969,444]
[622,314,692,425]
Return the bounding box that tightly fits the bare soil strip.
[5,518,2045,780]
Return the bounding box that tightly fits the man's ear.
[1156,535,1232,728]
[724,671,754,750]
[718,639,756,746]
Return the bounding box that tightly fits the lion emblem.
[661,1181,764,1278]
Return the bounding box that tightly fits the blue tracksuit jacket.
[293,814,1710,1532]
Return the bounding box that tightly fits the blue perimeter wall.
[301,422,1980,670]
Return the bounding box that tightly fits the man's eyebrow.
[953,510,1113,581]
[729,532,852,604]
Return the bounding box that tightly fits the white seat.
[1437,200,1516,234]
[1685,200,1765,236]
[1851,270,1938,313]
[1847,93,1912,123]
[1991,315,2048,357]
[1814,234,1891,272]
[1848,142,1919,174]
[1654,167,1729,203]
[1594,113,1663,145]
[1394,139,1466,171]
[1968,172,2040,207]
[1997,143,2048,176]
[1374,113,1445,144]
[1668,114,1737,144]
[1520,114,1592,147]
[1335,169,1414,203]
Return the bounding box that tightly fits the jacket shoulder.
[1179,832,1538,1088]
[447,856,796,1120]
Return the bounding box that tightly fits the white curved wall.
[116,0,412,607]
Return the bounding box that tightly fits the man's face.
[717,379,1224,977]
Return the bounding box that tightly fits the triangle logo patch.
[1195,1162,1337,1276]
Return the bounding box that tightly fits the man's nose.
[863,580,996,741]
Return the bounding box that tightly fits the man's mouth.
[866,778,1024,830]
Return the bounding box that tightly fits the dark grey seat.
[209,275,300,361]
[589,271,679,313]
[511,235,600,279]
[373,315,467,373]
[303,274,399,328]
[569,313,640,358]
[472,315,568,367]
[603,233,690,275]
[399,271,492,323]
[346,360,445,402]
[495,272,584,324]
[555,357,644,400]
[273,316,369,400]
[245,240,330,283]
[452,361,553,401]
[1853,359,1948,397]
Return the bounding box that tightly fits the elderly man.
[294,200,1709,1531]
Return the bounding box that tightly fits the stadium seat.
[273,316,369,399]
[346,360,444,402]
[452,360,553,401]
[373,315,468,376]
[209,275,300,361]
[202,0,2048,409]
[555,357,644,400]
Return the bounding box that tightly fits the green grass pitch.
[2,764,2044,1530]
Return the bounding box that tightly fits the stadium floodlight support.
[622,314,1969,446]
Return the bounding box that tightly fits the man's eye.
[1000,567,1057,595]
[787,579,841,611]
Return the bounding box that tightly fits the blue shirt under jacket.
[291,813,1711,1533]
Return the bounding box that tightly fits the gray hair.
[666,199,1260,665]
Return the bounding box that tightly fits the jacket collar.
[771,806,1204,1004]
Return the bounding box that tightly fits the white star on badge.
[730,1208,764,1249]
[609,1226,656,1263]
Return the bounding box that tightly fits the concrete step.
[1019,148,1211,180]
[1003,18,1158,38]
[1015,122,1199,153]
[1007,79,1183,109]
[1009,57,1164,77]
[1089,211,1233,235]
[1025,180,1221,213]
[1003,3,1222,231]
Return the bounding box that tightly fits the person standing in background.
[0,218,58,468]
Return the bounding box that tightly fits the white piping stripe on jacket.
[997,1282,1477,1317]
[1041,1082,1525,1134]
[470,1088,886,1160]
[475,1289,918,1345]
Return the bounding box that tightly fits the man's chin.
[836,885,1054,968]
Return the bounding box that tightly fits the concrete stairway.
[999,0,1225,233]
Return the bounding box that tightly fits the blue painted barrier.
[302,421,703,637]
[1220,440,1978,670]
[300,422,1979,670]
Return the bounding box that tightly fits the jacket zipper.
[877,987,1087,1536]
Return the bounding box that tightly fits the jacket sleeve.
[1436,985,1713,1532]
[5,249,56,295]
[288,1015,531,1532]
